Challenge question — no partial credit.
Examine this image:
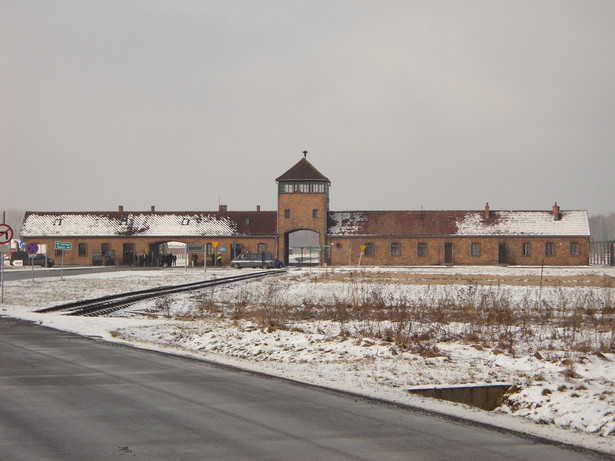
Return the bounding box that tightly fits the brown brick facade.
[277,191,328,264]
[327,237,588,266]
[27,237,277,266]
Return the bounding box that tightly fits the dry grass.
[181,271,615,357]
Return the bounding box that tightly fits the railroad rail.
[36,270,286,317]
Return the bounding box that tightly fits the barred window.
[258,243,266,253]
[471,243,480,256]
[391,243,400,256]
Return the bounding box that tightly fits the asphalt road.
[0,265,145,282]
[0,317,607,461]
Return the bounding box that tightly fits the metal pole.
[1,250,4,303]
[204,247,206,274]
[61,249,65,281]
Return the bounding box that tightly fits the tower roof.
[276,157,329,182]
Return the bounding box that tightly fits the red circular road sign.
[0,224,13,244]
[26,242,39,255]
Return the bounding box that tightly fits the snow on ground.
[1,265,614,455]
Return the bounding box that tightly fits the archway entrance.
[285,230,320,266]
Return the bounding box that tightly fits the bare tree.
[589,214,615,241]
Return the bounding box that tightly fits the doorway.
[498,243,507,264]
[123,243,135,265]
[444,243,453,264]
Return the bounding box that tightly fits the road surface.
[0,317,607,461]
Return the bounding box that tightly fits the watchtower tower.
[276,153,330,265]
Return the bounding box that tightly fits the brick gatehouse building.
[20,156,590,267]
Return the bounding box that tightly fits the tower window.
[284,209,291,218]
[312,209,319,218]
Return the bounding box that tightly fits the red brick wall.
[326,236,589,266]
[23,237,277,266]
[278,189,328,263]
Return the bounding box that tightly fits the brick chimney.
[256,205,261,212]
[484,202,490,219]
[151,206,156,213]
[219,205,227,213]
[118,205,124,213]
[552,202,561,221]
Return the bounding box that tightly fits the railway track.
[35,270,287,317]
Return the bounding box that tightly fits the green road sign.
[55,241,72,250]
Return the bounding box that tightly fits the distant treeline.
[589,214,615,241]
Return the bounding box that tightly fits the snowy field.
[1,265,614,456]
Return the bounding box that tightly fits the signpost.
[0,224,12,303]
[212,242,219,271]
[55,241,72,280]
[26,242,39,282]
[359,244,367,267]
[0,224,13,244]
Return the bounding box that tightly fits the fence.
[589,241,614,266]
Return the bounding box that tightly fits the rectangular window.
[207,243,214,255]
[364,242,374,257]
[295,183,310,193]
[418,243,427,257]
[78,243,87,256]
[522,242,531,256]
[281,183,294,193]
[471,243,480,257]
[310,183,325,193]
[258,243,266,253]
[545,242,555,256]
[312,209,319,218]
[391,243,400,256]
[284,209,291,218]
[55,248,62,256]
[570,242,579,256]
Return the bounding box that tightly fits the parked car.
[231,251,284,269]
[10,251,55,267]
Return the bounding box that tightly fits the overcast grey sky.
[2,1,614,216]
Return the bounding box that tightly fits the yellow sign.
[212,241,219,249]
[360,244,367,252]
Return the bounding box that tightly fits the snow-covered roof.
[20,211,277,238]
[328,210,590,237]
